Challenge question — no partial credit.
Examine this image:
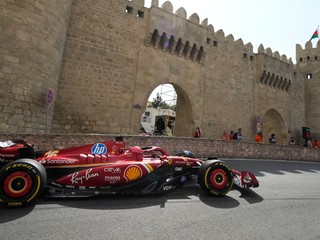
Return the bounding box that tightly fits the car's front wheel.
[0,159,47,207]
[198,160,233,196]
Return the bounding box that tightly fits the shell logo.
[124,165,142,181]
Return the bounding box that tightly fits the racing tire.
[0,159,47,207]
[198,160,233,196]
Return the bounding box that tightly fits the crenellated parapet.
[258,44,293,64]
[139,0,291,64]
[296,40,320,63]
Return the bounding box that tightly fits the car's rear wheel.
[198,160,233,196]
[0,159,47,207]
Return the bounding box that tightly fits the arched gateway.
[263,109,288,145]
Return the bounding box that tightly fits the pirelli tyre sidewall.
[198,160,233,196]
[0,159,47,207]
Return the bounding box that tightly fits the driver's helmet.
[129,146,143,161]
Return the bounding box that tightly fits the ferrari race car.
[0,137,259,207]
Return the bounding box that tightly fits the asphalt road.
[1,159,320,240]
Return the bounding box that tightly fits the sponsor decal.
[112,145,118,151]
[124,165,142,181]
[104,167,121,173]
[175,167,183,172]
[243,172,252,184]
[8,202,22,207]
[105,176,121,183]
[167,159,172,165]
[0,159,13,163]
[91,143,107,154]
[41,159,76,165]
[163,185,175,191]
[7,163,32,171]
[0,153,15,158]
[44,150,59,157]
[70,168,99,184]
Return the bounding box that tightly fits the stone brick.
[4,55,20,64]
[2,66,12,73]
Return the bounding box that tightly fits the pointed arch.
[263,109,288,144]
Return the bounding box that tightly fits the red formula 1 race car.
[0,137,259,207]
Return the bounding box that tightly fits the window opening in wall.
[190,44,197,59]
[243,53,247,58]
[126,6,133,14]
[307,56,310,61]
[160,32,169,50]
[315,56,318,60]
[137,10,144,18]
[299,58,303,63]
[197,46,204,62]
[176,38,183,55]
[307,74,312,79]
[151,29,159,46]
[294,72,296,77]
[250,56,254,61]
[213,41,218,47]
[183,41,190,57]
[207,38,211,44]
[168,35,175,52]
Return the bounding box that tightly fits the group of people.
[193,127,301,146]
[307,139,320,148]
[256,132,297,145]
[255,132,275,144]
[220,129,243,141]
[194,127,243,140]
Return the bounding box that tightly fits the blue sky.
[145,0,320,62]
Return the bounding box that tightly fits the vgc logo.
[91,143,107,154]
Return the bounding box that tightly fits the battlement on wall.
[258,44,293,65]
[145,0,254,53]
[296,40,320,63]
[127,0,291,64]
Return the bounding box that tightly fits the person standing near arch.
[193,127,201,138]
[269,133,276,144]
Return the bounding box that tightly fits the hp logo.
[91,143,107,154]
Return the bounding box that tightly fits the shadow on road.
[0,179,263,224]
[224,159,320,177]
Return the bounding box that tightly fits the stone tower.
[296,41,320,137]
[0,0,72,133]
